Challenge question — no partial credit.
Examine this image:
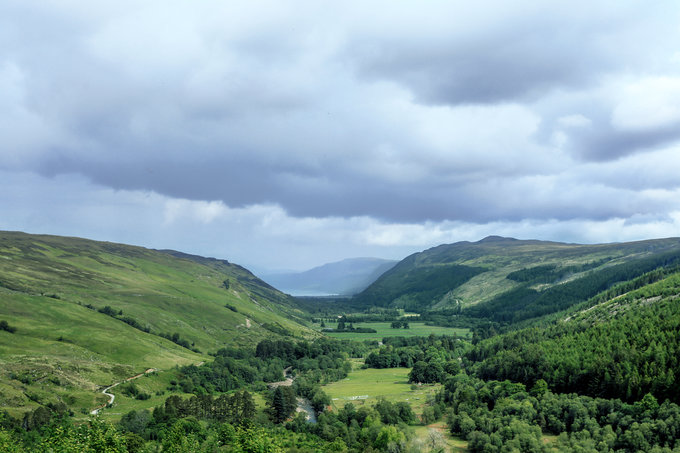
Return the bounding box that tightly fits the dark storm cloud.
[351,24,607,105]
[569,124,680,162]
[344,2,664,106]
[34,146,675,225]
[534,103,680,163]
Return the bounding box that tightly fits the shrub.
[0,320,16,333]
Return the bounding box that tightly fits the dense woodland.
[468,273,680,404]
[441,374,680,452]
[353,264,485,311]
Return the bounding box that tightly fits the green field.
[323,322,469,341]
[413,424,467,453]
[322,367,440,416]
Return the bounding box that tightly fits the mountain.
[260,257,397,296]
[0,231,314,417]
[352,235,680,318]
[468,265,680,403]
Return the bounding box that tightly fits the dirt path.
[90,368,157,415]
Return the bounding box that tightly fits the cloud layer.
[2,1,680,269]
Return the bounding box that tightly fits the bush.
[0,320,16,333]
[120,383,140,398]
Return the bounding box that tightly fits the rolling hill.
[352,236,680,318]
[468,265,680,403]
[0,231,315,418]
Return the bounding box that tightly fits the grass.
[0,292,203,419]
[96,369,272,424]
[356,236,680,310]
[323,322,470,341]
[322,367,440,417]
[324,367,466,451]
[542,433,559,451]
[413,423,467,453]
[0,231,316,416]
[95,369,191,423]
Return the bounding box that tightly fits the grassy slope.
[354,235,680,309]
[0,231,315,417]
[563,269,680,325]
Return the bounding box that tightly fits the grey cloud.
[345,3,659,106]
[535,102,680,163]
[34,147,679,226]
[570,125,680,162]
[352,31,605,105]
[3,1,680,230]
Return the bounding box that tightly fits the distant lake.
[284,289,340,297]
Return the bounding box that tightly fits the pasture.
[323,321,470,341]
[322,367,440,416]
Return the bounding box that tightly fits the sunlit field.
[323,367,440,416]
[323,322,469,341]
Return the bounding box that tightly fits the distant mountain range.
[260,257,398,296]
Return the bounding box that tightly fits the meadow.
[323,321,470,341]
[413,424,467,453]
[322,366,440,416]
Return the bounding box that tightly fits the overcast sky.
[2,1,680,271]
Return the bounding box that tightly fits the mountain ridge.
[352,235,680,314]
[260,257,398,296]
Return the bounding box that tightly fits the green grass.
[353,236,680,310]
[542,434,559,451]
[0,231,316,416]
[0,292,203,419]
[96,369,192,423]
[322,367,440,416]
[324,322,469,341]
[413,424,467,453]
[97,370,272,424]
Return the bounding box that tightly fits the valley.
[1,232,680,452]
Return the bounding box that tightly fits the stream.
[296,397,317,424]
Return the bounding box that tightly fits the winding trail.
[90,368,157,415]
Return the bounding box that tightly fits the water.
[296,397,317,424]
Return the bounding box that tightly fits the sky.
[2,1,680,272]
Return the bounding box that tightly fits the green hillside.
[352,236,680,317]
[0,231,315,417]
[349,257,680,452]
[468,267,680,402]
